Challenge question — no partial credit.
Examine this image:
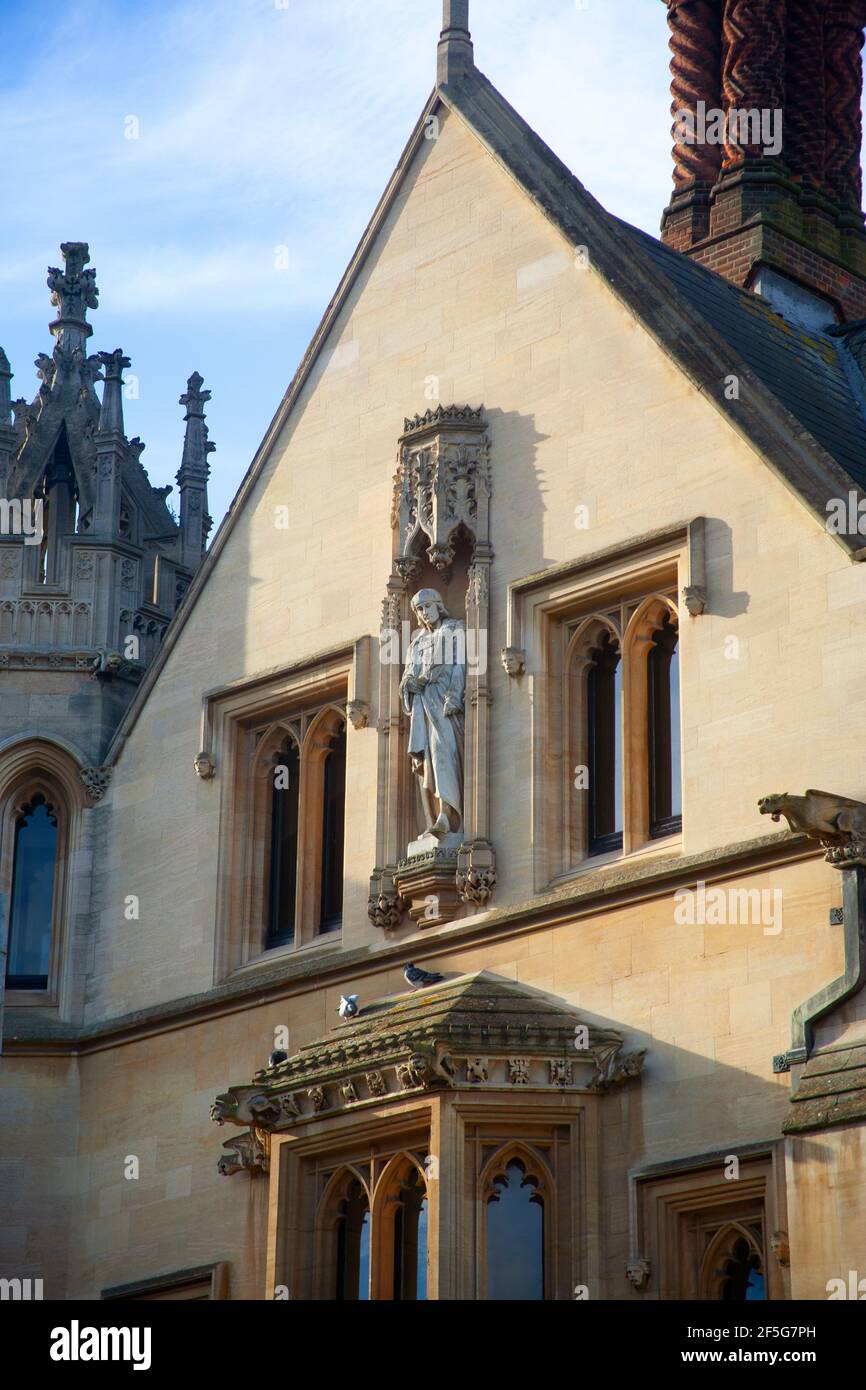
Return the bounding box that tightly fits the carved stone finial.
[438,0,473,85]
[96,349,131,436]
[180,370,211,418]
[758,789,866,867]
[47,243,98,350]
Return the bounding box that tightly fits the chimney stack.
[661,0,866,324]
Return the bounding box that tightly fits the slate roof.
[442,65,866,506]
[621,223,866,493]
[254,970,612,1083]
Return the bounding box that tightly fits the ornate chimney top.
[47,242,99,352]
[661,0,866,326]
[438,0,474,86]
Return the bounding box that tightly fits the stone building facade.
[3,0,866,1302]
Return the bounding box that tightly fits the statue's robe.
[401,618,465,819]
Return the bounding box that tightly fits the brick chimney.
[661,0,866,325]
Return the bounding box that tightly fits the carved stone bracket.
[625,1257,651,1291]
[367,871,407,930]
[194,750,216,780]
[217,1128,269,1178]
[346,699,370,730]
[393,849,463,927]
[80,766,112,803]
[681,583,707,616]
[500,646,525,677]
[456,839,497,906]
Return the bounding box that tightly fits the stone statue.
[759,789,866,866]
[400,588,465,843]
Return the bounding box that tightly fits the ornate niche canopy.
[369,406,495,932]
[391,404,491,574]
[211,972,647,1175]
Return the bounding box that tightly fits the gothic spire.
[96,349,130,437]
[0,348,14,497]
[438,0,473,86]
[92,350,131,539]
[47,242,99,354]
[176,372,215,567]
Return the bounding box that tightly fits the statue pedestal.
[406,829,463,857]
[394,840,463,927]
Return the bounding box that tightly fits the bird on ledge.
[404,963,444,990]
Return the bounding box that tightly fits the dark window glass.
[487,1159,544,1300]
[335,1181,370,1301]
[720,1237,766,1301]
[6,795,58,990]
[319,723,346,934]
[393,1168,428,1301]
[266,741,300,949]
[587,631,622,855]
[648,612,682,837]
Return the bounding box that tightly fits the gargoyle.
[759,790,866,852]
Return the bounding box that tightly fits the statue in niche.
[400,588,465,844]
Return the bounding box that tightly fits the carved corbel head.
[194,750,216,780]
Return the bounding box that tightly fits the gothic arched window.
[6,793,59,990]
[318,722,346,934]
[647,611,682,838]
[587,630,623,855]
[701,1223,767,1301]
[392,1166,428,1302]
[486,1158,545,1300]
[335,1179,371,1301]
[266,739,300,950]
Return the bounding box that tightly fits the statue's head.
[758,794,787,821]
[411,588,449,630]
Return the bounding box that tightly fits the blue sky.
[0,0,673,524]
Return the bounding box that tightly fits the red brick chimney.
[661,0,866,324]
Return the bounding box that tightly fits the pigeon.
[404,963,444,990]
[338,994,359,1019]
[268,1049,288,1068]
